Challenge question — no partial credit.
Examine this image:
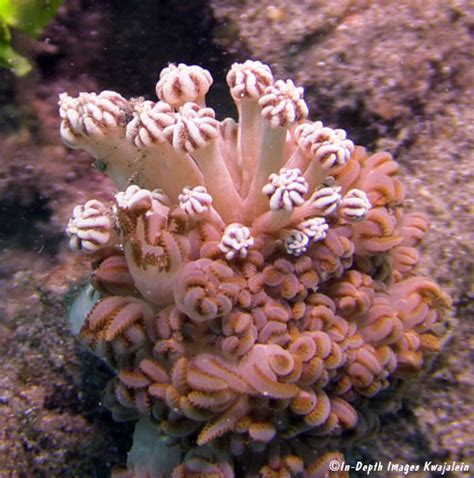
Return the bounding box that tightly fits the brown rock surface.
[0,267,133,477]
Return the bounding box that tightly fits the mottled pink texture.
[61,61,450,477]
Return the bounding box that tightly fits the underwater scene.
[0,1,473,477]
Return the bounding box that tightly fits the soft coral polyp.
[61,60,450,477]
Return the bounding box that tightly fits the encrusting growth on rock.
[60,60,450,477]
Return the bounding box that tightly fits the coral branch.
[59,91,137,189]
[125,100,204,200]
[244,79,308,219]
[227,60,274,196]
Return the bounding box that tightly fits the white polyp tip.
[115,185,153,213]
[151,189,171,206]
[262,168,308,212]
[340,189,371,221]
[259,79,308,128]
[58,93,76,116]
[218,223,254,260]
[178,186,213,216]
[125,100,175,148]
[298,217,328,242]
[310,183,342,216]
[156,63,213,107]
[59,90,128,143]
[163,102,219,154]
[83,92,128,134]
[295,121,354,168]
[226,60,273,100]
[65,199,112,253]
[58,94,82,146]
[285,230,310,256]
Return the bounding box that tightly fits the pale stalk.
[192,140,243,223]
[238,99,263,197]
[303,160,329,193]
[251,209,293,235]
[285,147,309,171]
[133,142,204,201]
[243,123,287,221]
[83,136,137,190]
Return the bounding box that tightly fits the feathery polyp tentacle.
[156,63,213,108]
[293,121,354,193]
[178,185,225,228]
[252,168,308,234]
